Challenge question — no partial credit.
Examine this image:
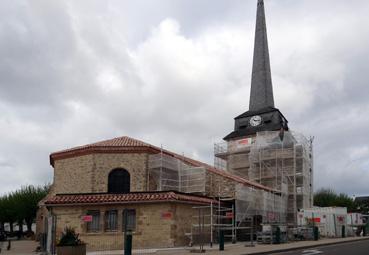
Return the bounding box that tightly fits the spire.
[249,0,274,111]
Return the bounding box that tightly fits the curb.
[242,237,369,255]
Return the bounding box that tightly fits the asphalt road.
[272,239,369,255]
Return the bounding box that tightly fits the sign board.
[236,138,253,149]
[337,216,345,224]
[307,217,321,223]
[226,212,233,219]
[161,212,173,220]
[268,212,276,221]
[82,215,93,222]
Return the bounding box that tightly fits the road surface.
[272,239,369,255]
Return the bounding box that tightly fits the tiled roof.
[51,136,154,155]
[45,191,219,206]
[50,136,160,165]
[50,136,275,192]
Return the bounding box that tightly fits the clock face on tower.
[250,115,262,126]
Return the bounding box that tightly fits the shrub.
[57,227,84,246]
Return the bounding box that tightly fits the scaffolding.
[189,202,235,247]
[148,153,207,194]
[214,130,313,225]
[235,184,287,225]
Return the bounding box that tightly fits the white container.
[347,213,364,226]
[298,207,347,237]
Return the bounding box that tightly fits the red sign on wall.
[161,212,173,220]
[226,212,233,219]
[82,215,93,222]
[308,217,320,223]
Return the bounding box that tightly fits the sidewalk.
[0,239,38,255]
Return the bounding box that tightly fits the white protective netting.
[148,153,206,194]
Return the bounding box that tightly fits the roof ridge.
[51,135,154,155]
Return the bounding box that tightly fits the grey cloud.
[1,0,369,197]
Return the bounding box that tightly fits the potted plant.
[56,227,86,255]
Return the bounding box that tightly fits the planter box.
[56,244,86,255]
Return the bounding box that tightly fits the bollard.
[219,230,224,251]
[342,225,346,238]
[275,227,281,244]
[124,230,132,255]
[313,226,319,241]
[364,223,369,237]
[7,240,11,250]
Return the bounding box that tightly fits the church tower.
[215,0,313,225]
[224,0,288,141]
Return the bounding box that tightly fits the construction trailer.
[297,207,349,238]
[214,130,313,225]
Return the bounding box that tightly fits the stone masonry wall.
[92,153,148,193]
[205,171,236,198]
[52,153,148,194]
[171,203,195,246]
[52,202,195,251]
[53,155,94,195]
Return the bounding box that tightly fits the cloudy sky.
[1,0,369,196]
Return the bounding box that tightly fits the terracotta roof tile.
[52,136,152,154]
[45,191,219,206]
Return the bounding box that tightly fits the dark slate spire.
[223,0,288,141]
[249,0,274,111]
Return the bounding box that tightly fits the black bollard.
[124,230,132,255]
[313,226,319,241]
[275,227,281,244]
[7,240,11,250]
[219,230,224,251]
[342,225,346,238]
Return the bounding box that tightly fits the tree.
[0,195,17,232]
[0,184,49,234]
[313,188,356,212]
[335,193,356,212]
[314,188,337,207]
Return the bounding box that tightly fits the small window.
[86,210,100,232]
[105,210,118,231]
[122,209,136,232]
[239,125,247,129]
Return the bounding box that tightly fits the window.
[105,210,118,231]
[122,209,136,231]
[108,169,130,193]
[86,210,100,232]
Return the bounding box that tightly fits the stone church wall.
[52,202,195,250]
[205,171,236,198]
[52,153,148,195]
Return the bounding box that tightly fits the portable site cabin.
[297,207,348,238]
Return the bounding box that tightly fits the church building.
[38,0,313,252]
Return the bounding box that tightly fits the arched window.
[108,169,130,193]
